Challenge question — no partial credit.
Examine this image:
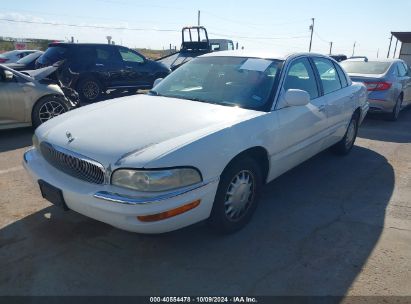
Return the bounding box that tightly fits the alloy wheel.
[38,101,66,123]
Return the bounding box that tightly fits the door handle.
[125,66,133,69]
[318,105,326,112]
[95,63,104,67]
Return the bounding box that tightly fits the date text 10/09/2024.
[149,297,258,303]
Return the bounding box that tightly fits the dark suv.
[36,43,171,102]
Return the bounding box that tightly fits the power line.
[0,18,180,32]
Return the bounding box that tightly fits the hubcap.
[345,119,356,149]
[83,81,100,100]
[39,101,66,123]
[224,170,255,221]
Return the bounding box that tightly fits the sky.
[0,0,410,58]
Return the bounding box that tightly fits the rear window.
[340,61,391,75]
[41,46,68,63]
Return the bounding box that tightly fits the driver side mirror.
[284,89,310,107]
[153,78,163,88]
[4,70,14,81]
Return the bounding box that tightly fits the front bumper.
[23,148,219,233]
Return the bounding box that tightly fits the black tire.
[331,112,359,155]
[32,95,69,129]
[208,157,262,234]
[388,95,403,121]
[77,77,103,103]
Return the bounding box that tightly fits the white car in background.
[0,50,38,64]
[24,51,368,234]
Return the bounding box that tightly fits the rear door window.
[313,57,342,94]
[397,63,407,77]
[334,63,348,87]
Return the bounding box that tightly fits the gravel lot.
[0,109,410,296]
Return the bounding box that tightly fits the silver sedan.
[0,64,78,130]
[341,58,411,121]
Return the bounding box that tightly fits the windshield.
[151,56,282,111]
[341,61,391,74]
[16,51,42,64]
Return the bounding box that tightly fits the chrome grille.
[40,142,105,184]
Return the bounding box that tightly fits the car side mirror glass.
[4,70,14,81]
[284,89,310,107]
[153,78,163,87]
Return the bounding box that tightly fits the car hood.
[36,94,264,168]
[24,65,59,81]
[3,63,24,70]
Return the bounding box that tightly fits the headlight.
[111,168,202,192]
[32,134,40,150]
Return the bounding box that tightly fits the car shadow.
[0,127,33,153]
[0,146,393,296]
[358,106,411,143]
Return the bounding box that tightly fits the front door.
[118,47,150,88]
[267,57,328,181]
[0,68,27,126]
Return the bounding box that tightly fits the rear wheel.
[32,96,68,128]
[331,112,359,155]
[208,157,262,234]
[77,77,102,103]
[388,95,402,121]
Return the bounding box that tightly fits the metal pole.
[309,18,315,52]
[329,42,333,55]
[393,38,399,58]
[352,41,356,57]
[387,34,393,58]
[198,10,200,26]
[377,48,379,58]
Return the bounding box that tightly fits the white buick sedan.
[24,51,368,234]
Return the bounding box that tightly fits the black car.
[4,51,44,71]
[35,43,171,102]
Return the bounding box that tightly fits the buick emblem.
[66,131,74,143]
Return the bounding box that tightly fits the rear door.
[93,45,124,88]
[312,57,353,146]
[397,62,411,105]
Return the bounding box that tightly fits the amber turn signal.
[137,200,201,222]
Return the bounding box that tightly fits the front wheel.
[32,96,68,128]
[331,113,359,155]
[208,157,262,234]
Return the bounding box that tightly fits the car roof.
[48,43,120,48]
[199,50,332,61]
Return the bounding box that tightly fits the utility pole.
[309,18,315,52]
[198,10,201,26]
[387,34,393,58]
[352,41,356,57]
[393,38,399,58]
[329,41,333,55]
